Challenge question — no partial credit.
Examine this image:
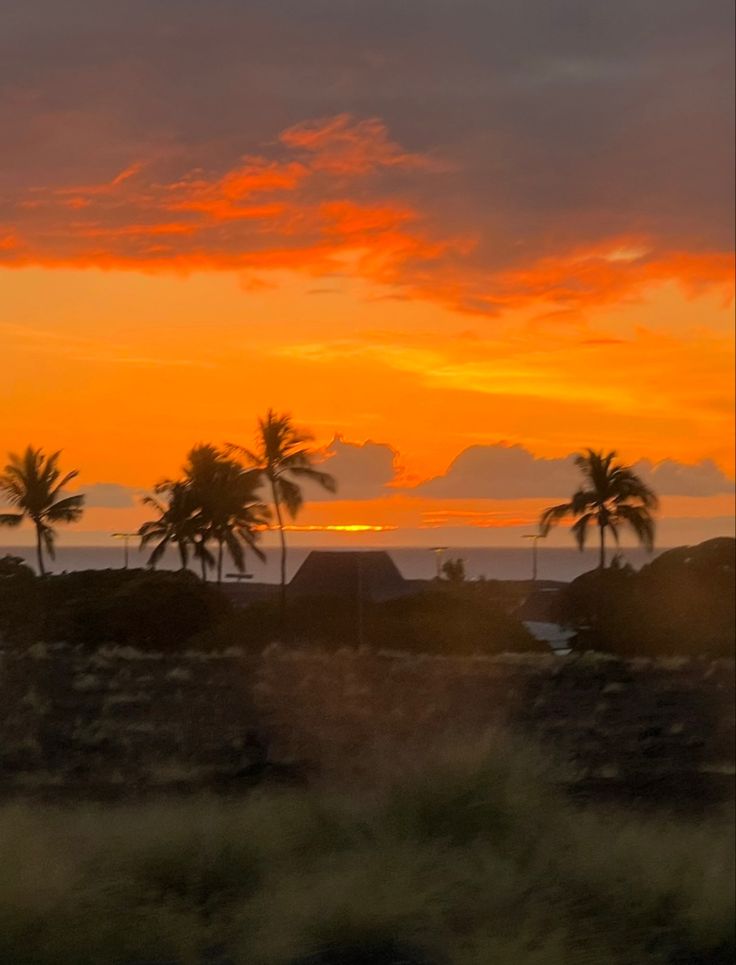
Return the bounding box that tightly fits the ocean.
[1,544,666,583]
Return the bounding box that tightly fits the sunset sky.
[2,1,734,549]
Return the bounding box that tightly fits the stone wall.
[1,643,733,808]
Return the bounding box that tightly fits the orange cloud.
[2,116,732,315]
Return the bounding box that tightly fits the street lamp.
[111,532,137,569]
[522,533,546,582]
[430,546,448,580]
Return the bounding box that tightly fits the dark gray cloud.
[413,444,735,499]
[1,0,732,292]
[636,458,736,497]
[304,436,399,501]
[74,482,138,508]
[66,445,734,508]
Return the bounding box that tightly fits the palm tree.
[139,481,199,570]
[0,446,85,576]
[202,459,269,585]
[539,449,658,569]
[147,445,269,584]
[229,410,336,610]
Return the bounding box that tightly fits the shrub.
[559,537,735,657]
[1,568,231,649]
[0,555,40,645]
[194,587,543,656]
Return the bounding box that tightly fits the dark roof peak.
[289,550,407,601]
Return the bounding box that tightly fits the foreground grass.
[0,736,732,965]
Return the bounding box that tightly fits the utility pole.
[111,532,137,569]
[522,533,545,582]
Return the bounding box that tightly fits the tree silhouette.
[139,481,199,571]
[229,410,336,611]
[441,557,466,582]
[141,445,268,584]
[0,446,85,576]
[539,448,658,568]
[196,454,268,584]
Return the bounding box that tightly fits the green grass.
[0,734,732,965]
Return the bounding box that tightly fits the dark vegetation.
[0,737,732,965]
[0,563,230,650]
[559,537,735,657]
[0,560,538,656]
[1,538,734,659]
[196,585,541,655]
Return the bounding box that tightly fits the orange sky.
[1,5,734,548]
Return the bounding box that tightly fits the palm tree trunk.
[217,539,224,585]
[270,478,287,623]
[198,539,207,581]
[35,521,46,577]
[598,523,606,569]
[178,541,187,571]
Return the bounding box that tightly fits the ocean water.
[1,544,666,583]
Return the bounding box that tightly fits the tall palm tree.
[139,481,199,571]
[0,446,85,576]
[539,449,658,569]
[229,410,336,610]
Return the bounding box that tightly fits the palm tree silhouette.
[198,456,269,584]
[139,481,199,571]
[143,445,269,584]
[540,449,658,568]
[0,446,85,576]
[229,410,336,610]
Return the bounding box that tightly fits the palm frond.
[276,477,303,518]
[45,494,85,523]
[0,513,24,527]
[147,535,170,568]
[615,503,656,551]
[288,465,337,493]
[223,529,245,571]
[539,502,574,535]
[570,512,595,550]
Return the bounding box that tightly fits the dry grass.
[0,731,732,965]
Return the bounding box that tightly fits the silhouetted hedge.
[560,537,735,657]
[0,567,231,649]
[193,585,543,655]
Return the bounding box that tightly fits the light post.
[430,546,448,580]
[522,533,546,582]
[111,532,137,569]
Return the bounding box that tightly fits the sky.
[1,0,734,550]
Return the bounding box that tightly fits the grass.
[0,733,732,965]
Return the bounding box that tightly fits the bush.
[0,568,231,649]
[194,586,543,656]
[559,538,735,657]
[0,555,40,645]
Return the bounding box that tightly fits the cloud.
[1,0,732,313]
[413,444,735,499]
[304,435,400,501]
[634,458,736,497]
[73,482,139,508]
[79,448,733,510]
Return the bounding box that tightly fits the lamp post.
[522,533,545,582]
[111,532,137,569]
[430,546,448,580]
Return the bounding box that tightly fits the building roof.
[289,551,408,601]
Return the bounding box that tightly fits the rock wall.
[1,643,733,808]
